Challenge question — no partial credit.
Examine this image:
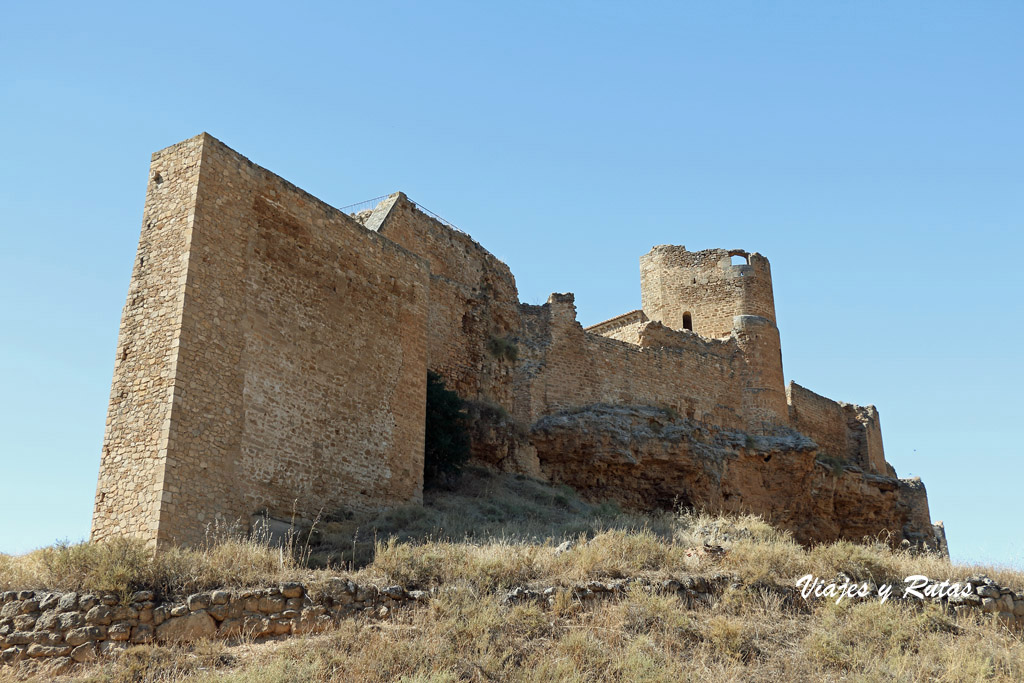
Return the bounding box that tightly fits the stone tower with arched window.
[639,246,786,431]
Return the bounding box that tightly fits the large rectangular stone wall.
[93,134,431,547]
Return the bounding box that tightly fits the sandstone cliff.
[517,405,945,552]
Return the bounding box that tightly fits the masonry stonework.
[93,134,945,553]
[92,135,430,547]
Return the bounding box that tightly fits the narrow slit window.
[683,312,693,331]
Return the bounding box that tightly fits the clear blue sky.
[1,1,1021,567]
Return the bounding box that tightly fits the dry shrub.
[1,535,303,599]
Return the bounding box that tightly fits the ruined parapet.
[898,477,948,555]
[640,246,776,339]
[786,381,896,476]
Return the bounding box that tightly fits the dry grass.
[2,467,1022,681]
[17,584,1021,682]
[0,536,307,602]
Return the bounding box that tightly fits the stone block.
[70,642,98,663]
[156,610,217,643]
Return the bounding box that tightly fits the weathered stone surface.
[99,640,128,657]
[218,618,243,638]
[241,613,272,638]
[280,583,303,599]
[57,611,84,631]
[56,593,78,613]
[211,591,230,605]
[131,623,154,644]
[70,643,97,663]
[355,586,378,603]
[5,632,39,646]
[107,622,131,641]
[187,593,211,611]
[12,615,37,631]
[976,586,1000,599]
[65,626,104,647]
[47,656,75,675]
[34,610,61,631]
[531,404,940,547]
[25,643,71,658]
[381,586,405,600]
[156,610,217,643]
[258,596,286,613]
[86,605,113,625]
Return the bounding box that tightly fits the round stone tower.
[640,246,786,431]
[640,246,777,338]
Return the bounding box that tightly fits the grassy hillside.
[2,467,1022,681]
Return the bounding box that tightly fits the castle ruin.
[91,134,945,552]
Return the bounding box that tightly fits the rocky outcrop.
[529,404,944,551]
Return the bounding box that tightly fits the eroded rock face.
[529,404,944,551]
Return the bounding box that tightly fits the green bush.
[424,371,471,487]
[486,336,519,362]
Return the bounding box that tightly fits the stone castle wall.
[358,194,521,409]
[93,135,430,547]
[787,381,894,476]
[516,295,748,429]
[93,134,941,552]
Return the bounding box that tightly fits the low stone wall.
[2,572,1020,674]
[0,579,427,673]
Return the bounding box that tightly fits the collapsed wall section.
[93,134,431,547]
[786,381,894,476]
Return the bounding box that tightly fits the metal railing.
[337,194,470,238]
[337,194,392,215]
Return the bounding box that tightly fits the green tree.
[424,371,471,486]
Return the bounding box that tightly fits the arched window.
[683,312,693,331]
